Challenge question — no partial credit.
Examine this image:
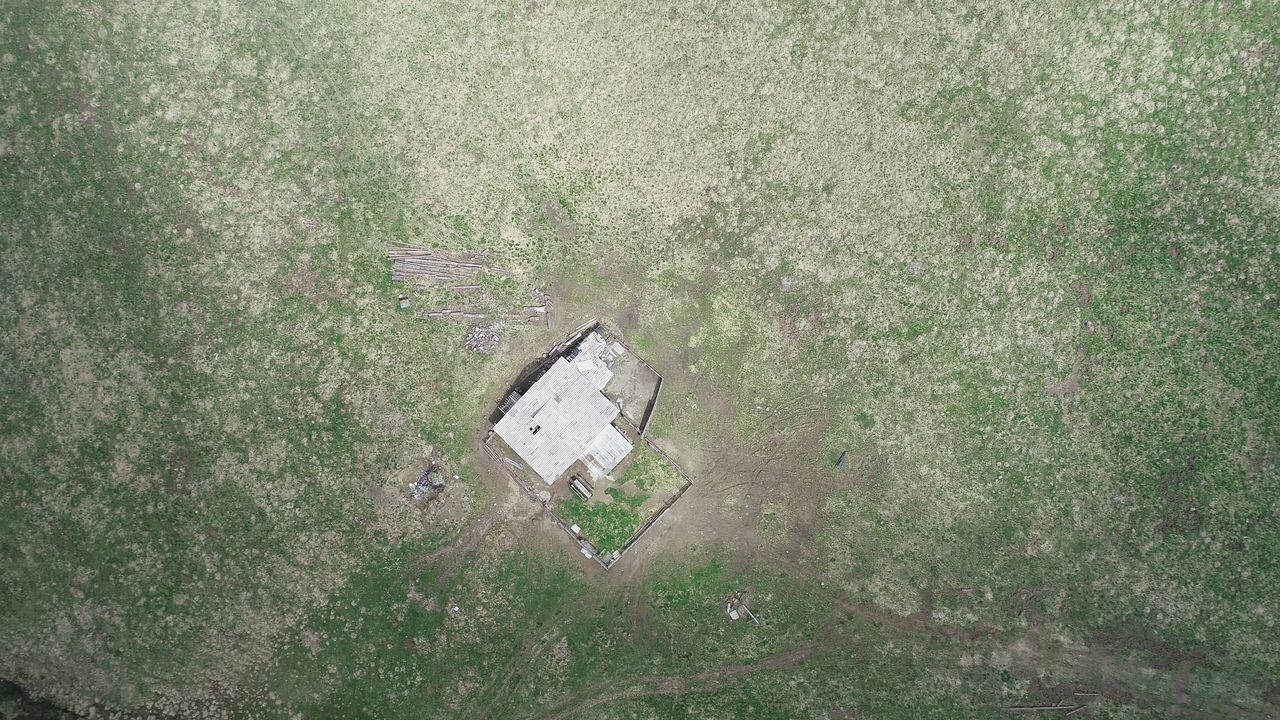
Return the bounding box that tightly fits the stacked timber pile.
[426,308,485,320]
[387,245,545,353]
[387,245,512,285]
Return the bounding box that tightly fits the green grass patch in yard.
[557,497,641,555]
[604,486,647,509]
[617,443,685,494]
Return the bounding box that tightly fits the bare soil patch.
[165,450,195,496]
[1091,625,1202,671]
[1070,279,1093,307]
[1155,452,1204,538]
[592,361,838,582]
[541,200,581,240]
[285,267,329,305]
[601,351,660,428]
[1026,677,1094,707]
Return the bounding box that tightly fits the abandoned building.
[486,322,690,568]
[493,350,633,485]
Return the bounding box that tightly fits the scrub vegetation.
[1,1,1277,719]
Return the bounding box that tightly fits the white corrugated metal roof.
[494,358,632,484]
[567,330,619,390]
[582,424,632,478]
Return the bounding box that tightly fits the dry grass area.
[1,1,1278,718]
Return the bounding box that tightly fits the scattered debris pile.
[409,466,446,501]
[523,305,549,326]
[387,245,512,285]
[726,593,760,623]
[527,288,552,327]
[465,323,501,353]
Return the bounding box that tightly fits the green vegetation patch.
[557,497,640,555]
[557,442,685,554]
[617,442,686,494]
[604,485,647,509]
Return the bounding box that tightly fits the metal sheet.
[494,358,630,484]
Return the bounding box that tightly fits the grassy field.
[1,1,1277,718]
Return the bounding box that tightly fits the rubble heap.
[409,466,446,501]
[465,323,501,353]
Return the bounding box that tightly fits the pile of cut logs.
[387,245,512,285]
[387,245,549,352]
[426,308,485,320]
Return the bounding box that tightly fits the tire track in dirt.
[539,591,1256,720]
[540,645,819,720]
[476,627,565,719]
[413,512,499,592]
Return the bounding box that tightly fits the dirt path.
[413,431,524,590]
[413,511,499,592]
[476,627,567,719]
[541,644,819,720]
[1170,659,1194,718]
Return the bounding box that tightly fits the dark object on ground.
[410,466,446,501]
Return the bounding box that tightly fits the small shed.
[570,476,593,500]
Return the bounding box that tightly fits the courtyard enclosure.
[487,324,690,567]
